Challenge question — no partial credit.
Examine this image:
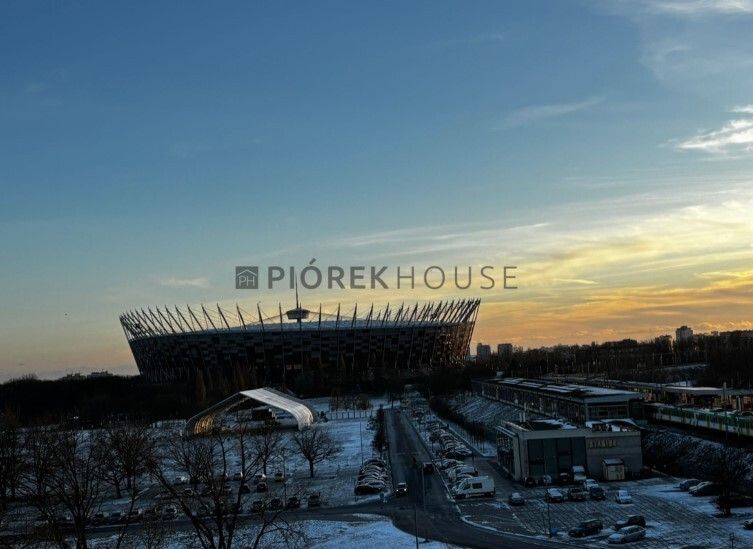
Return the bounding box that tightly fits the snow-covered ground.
[88,514,457,548]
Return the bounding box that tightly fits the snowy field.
[88,514,457,548]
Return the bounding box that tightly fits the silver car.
[608,525,645,544]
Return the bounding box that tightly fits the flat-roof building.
[496,418,642,482]
[473,377,645,423]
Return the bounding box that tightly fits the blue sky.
[2,1,753,379]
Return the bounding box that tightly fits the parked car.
[615,490,633,504]
[253,473,267,485]
[690,481,721,497]
[540,474,552,485]
[589,486,606,500]
[256,482,269,493]
[583,479,598,491]
[395,482,409,497]
[422,462,435,474]
[608,525,646,544]
[718,494,753,508]
[557,472,571,485]
[269,498,283,511]
[678,478,701,491]
[614,515,646,530]
[545,488,564,503]
[274,471,285,482]
[308,493,322,507]
[355,481,385,495]
[285,496,301,509]
[162,506,177,520]
[239,483,251,494]
[569,519,603,538]
[108,511,124,524]
[524,476,537,488]
[571,465,587,483]
[251,500,265,513]
[232,471,244,482]
[91,512,107,526]
[508,492,525,506]
[568,487,587,501]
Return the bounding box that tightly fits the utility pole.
[414,501,419,549]
[359,419,364,465]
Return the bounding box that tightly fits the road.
[383,409,575,548]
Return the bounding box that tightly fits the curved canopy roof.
[186,386,317,435]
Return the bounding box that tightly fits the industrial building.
[473,377,645,423]
[496,418,642,482]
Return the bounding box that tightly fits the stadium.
[119,299,479,394]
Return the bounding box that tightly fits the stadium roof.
[121,299,480,341]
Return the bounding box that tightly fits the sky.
[2,1,753,379]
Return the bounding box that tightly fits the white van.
[452,476,495,500]
[571,465,586,483]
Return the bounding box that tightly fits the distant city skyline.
[2,2,753,380]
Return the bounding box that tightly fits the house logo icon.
[235,266,258,289]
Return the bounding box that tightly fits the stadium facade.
[119,299,479,393]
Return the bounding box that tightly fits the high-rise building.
[497,343,513,360]
[476,342,492,359]
[675,326,694,342]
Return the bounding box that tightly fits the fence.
[326,409,375,420]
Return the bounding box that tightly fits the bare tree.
[292,427,341,478]
[0,411,22,509]
[95,423,156,549]
[250,419,284,475]
[22,427,104,549]
[149,420,263,549]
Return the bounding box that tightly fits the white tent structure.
[186,386,317,436]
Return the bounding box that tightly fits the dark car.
[557,472,570,485]
[251,500,265,513]
[718,494,753,508]
[395,482,409,497]
[256,482,269,493]
[308,493,322,507]
[589,486,606,500]
[524,476,537,488]
[239,483,251,494]
[614,515,646,531]
[568,488,587,502]
[508,492,525,506]
[269,498,283,511]
[422,462,435,474]
[286,496,301,509]
[569,519,603,538]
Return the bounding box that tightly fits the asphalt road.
[383,408,576,548]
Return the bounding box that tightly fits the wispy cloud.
[493,97,602,131]
[157,276,210,288]
[674,109,753,156]
[640,0,753,15]
[554,278,599,285]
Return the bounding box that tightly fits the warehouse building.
[473,377,645,422]
[496,418,642,482]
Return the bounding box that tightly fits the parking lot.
[405,402,753,548]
